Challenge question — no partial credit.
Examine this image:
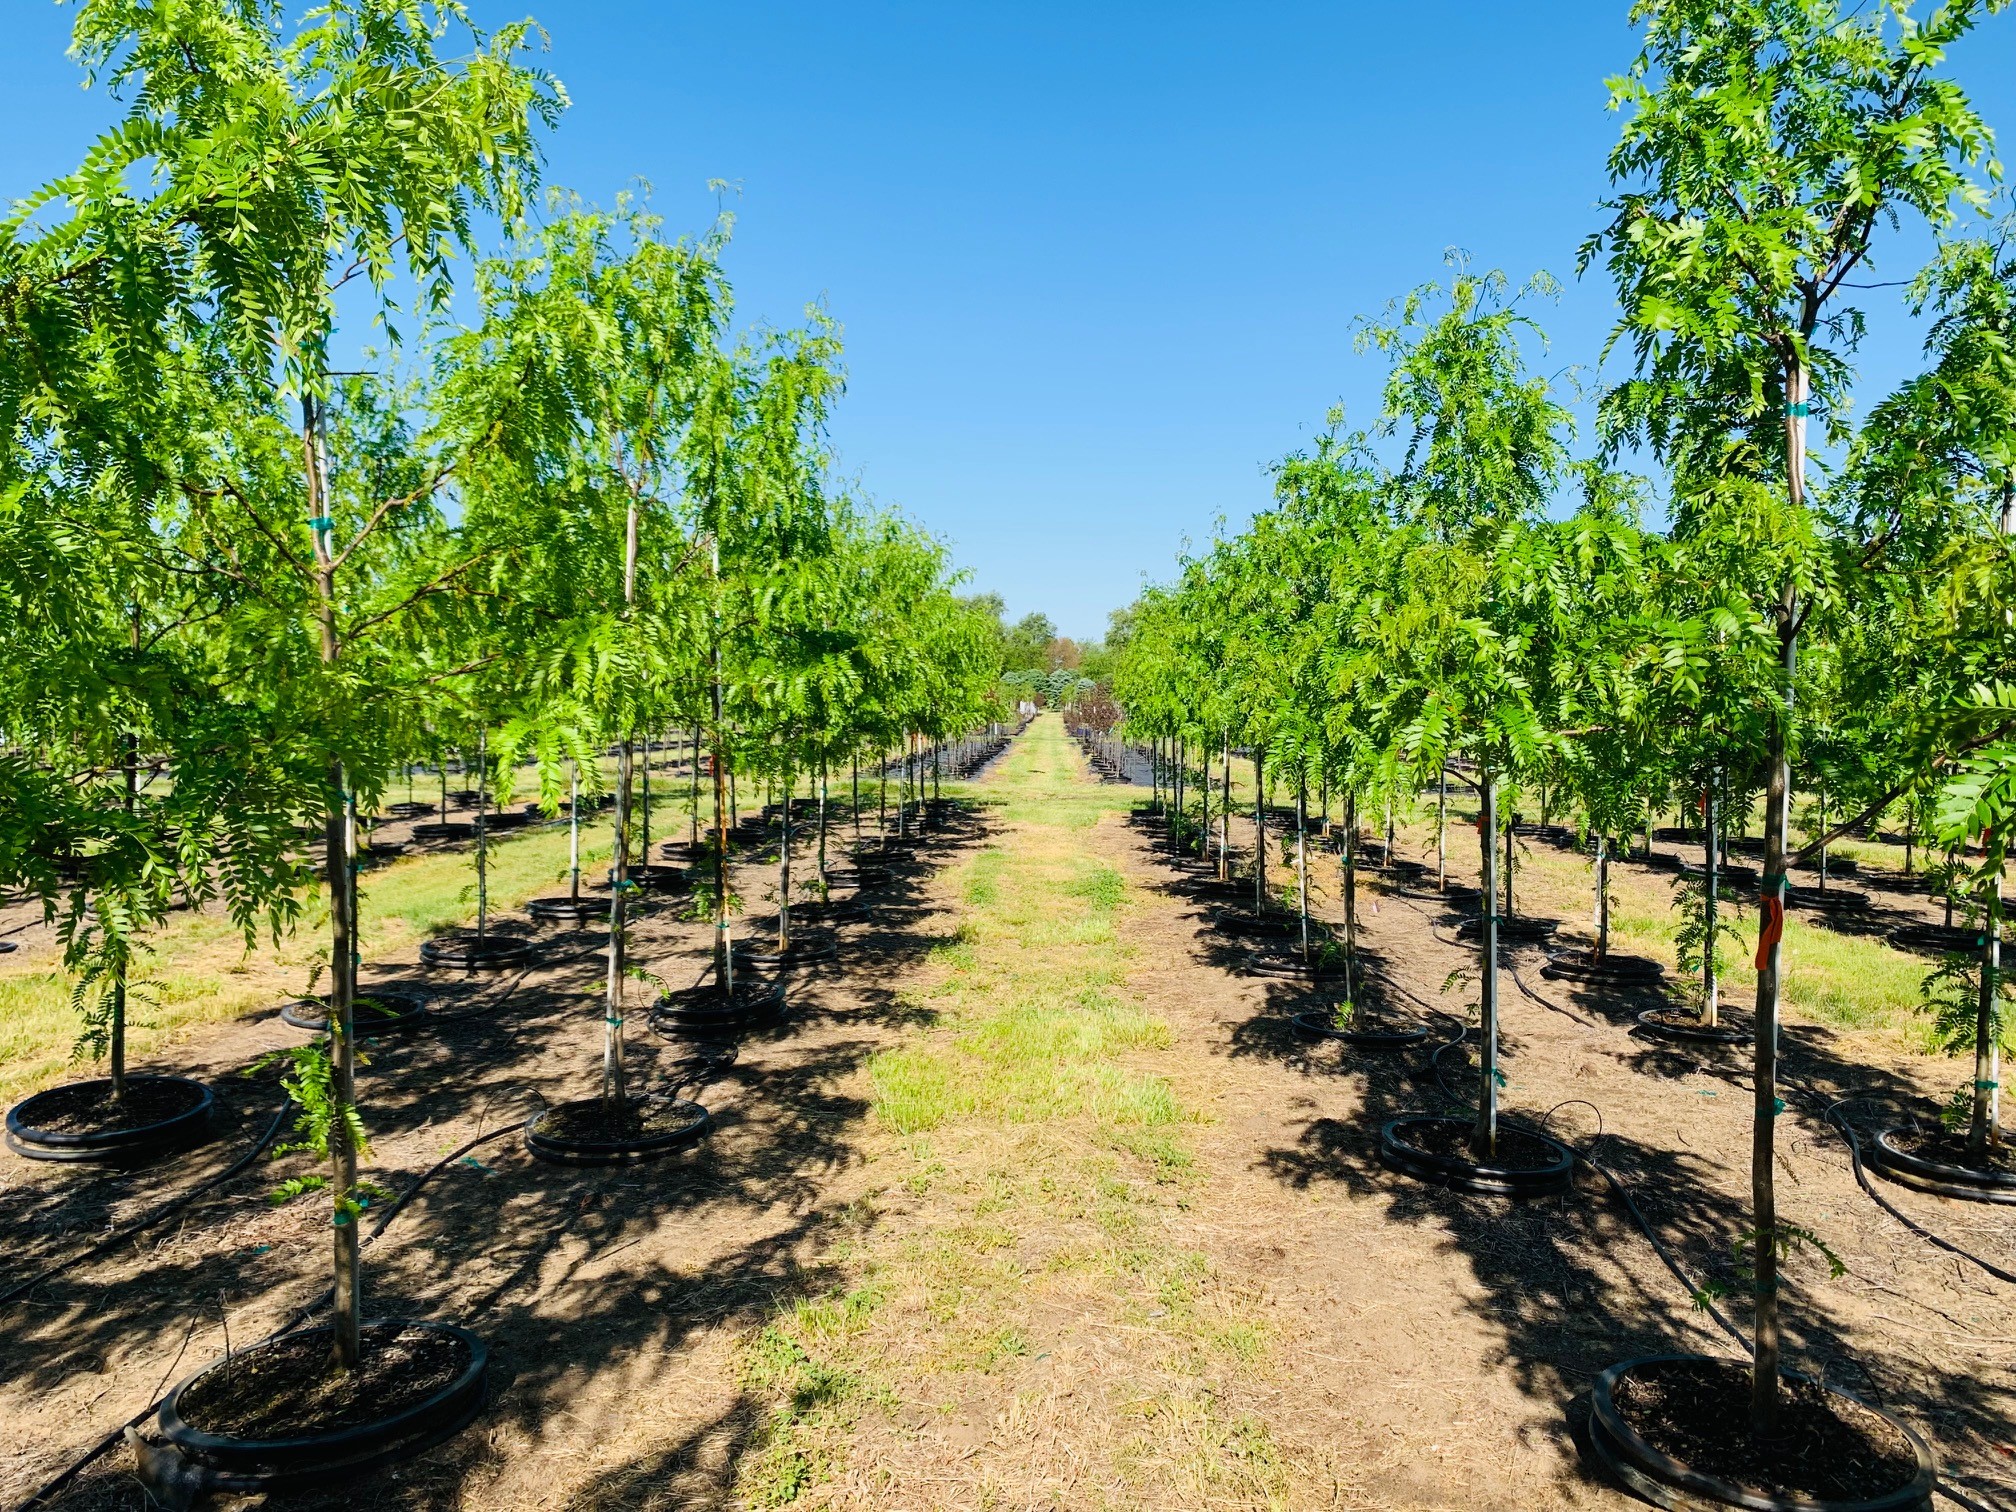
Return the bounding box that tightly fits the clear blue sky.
[5,3,2014,640]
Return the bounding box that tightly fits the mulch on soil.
[13,1076,204,1135]
[1399,1115,1567,1171]
[176,1323,469,1440]
[1612,1357,1918,1503]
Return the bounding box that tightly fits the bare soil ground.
[4,721,2014,1510]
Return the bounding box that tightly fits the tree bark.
[1473,770,1500,1161]
[603,738,632,1108]
[1972,879,2003,1154]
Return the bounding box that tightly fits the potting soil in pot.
[1401,1118,1565,1170]
[1610,1357,1918,1504]
[533,1097,703,1143]
[22,1077,204,1134]
[177,1323,470,1439]
[1886,1125,2016,1175]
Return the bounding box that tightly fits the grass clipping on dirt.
[734,718,1290,1509]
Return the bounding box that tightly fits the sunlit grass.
[0,792,695,1103]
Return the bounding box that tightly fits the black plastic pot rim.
[280,991,428,1035]
[156,1320,487,1470]
[1633,1008,1749,1046]
[6,1075,215,1162]
[523,1097,711,1167]
[1376,1114,1575,1197]
[1291,1011,1430,1049]
[419,934,536,971]
[527,895,614,922]
[1585,1352,1936,1512]
[1539,952,1666,985]
[1866,1126,2016,1205]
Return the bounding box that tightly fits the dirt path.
[6,717,2015,1510]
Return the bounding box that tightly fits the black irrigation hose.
[14,1116,531,1512]
[0,1101,292,1314]
[1803,1088,2016,1289]
[1264,852,2015,1508]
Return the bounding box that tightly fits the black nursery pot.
[1583,1353,1935,1512]
[1635,1008,1749,1046]
[1792,886,1869,915]
[281,990,427,1035]
[1540,950,1664,986]
[1376,1114,1573,1197]
[649,979,786,1038]
[1866,1126,2016,1205]
[605,863,687,893]
[1887,922,1992,956]
[524,1095,710,1167]
[137,1321,487,1501]
[1454,914,1559,945]
[527,894,613,924]
[410,821,474,842]
[6,1075,215,1164]
[419,932,535,972]
[1291,1010,1430,1049]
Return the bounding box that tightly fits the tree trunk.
[1972,879,2003,1154]
[1296,781,1309,962]
[1705,779,1720,1028]
[1594,834,1610,960]
[304,392,361,1374]
[604,738,632,1108]
[1751,354,1808,1437]
[1436,769,1448,891]
[1219,733,1232,883]
[712,650,734,993]
[779,760,794,952]
[1344,790,1359,1008]
[1473,770,1500,1161]
[1503,809,1515,918]
[1254,748,1267,911]
[475,731,489,939]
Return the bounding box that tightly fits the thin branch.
[341,551,493,641]
[329,461,456,573]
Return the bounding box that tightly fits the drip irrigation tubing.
[0,1102,291,1314]
[9,929,718,1511]
[1794,1084,2016,1289]
[12,1111,532,1512]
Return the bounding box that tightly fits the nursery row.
[0,3,1029,1499]
[1101,2,2016,1503]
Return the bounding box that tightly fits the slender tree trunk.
[568,761,582,904]
[1296,781,1309,961]
[712,674,733,992]
[109,724,137,1100]
[640,735,652,857]
[1973,879,2003,1154]
[475,731,490,938]
[690,726,701,850]
[1474,770,1500,1161]
[1437,769,1447,891]
[1503,809,1515,918]
[1219,733,1232,883]
[1705,780,1720,1027]
[305,394,361,1373]
[778,760,793,952]
[1594,834,1610,960]
[1200,736,1211,866]
[604,738,632,1109]
[1751,355,1809,1437]
[1344,790,1358,1008]
[1254,748,1268,911]
[818,760,829,888]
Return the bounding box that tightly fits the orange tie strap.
[1755,873,1788,970]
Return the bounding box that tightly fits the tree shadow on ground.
[6,802,999,1510]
